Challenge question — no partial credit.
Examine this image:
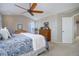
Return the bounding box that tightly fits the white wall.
[0,15,2,29]
[2,15,35,33]
[56,15,62,43]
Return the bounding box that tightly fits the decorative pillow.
[0,28,9,40]
[4,27,11,38]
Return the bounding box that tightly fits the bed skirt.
[21,47,47,56]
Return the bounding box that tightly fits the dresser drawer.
[39,28,51,41]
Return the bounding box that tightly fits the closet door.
[62,17,73,43]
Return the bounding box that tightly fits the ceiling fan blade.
[21,11,34,16]
[31,10,44,13]
[15,4,34,16]
[30,3,37,10]
[15,4,27,10]
[21,11,27,14]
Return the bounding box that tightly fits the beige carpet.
[40,40,79,56]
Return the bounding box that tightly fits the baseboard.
[54,42,63,43]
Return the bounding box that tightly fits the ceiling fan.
[15,3,44,16]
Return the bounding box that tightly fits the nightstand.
[15,29,27,34]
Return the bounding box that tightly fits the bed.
[0,33,48,56]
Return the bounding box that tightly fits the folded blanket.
[21,33,46,51]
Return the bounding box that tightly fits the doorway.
[74,15,79,41]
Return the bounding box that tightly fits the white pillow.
[4,27,11,38]
[0,28,9,40]
[0,27,11,40]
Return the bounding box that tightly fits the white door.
[62,17,73,43]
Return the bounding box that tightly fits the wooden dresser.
[39,27,51,41]
[15,29,27,34]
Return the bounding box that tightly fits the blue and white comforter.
[0,34,33,56]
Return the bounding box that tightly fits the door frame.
[72,13,79,42]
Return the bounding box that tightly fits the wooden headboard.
[15,29,28,34]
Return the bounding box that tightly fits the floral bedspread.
[0,34,33,56]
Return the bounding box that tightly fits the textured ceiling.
[0,3,79,20]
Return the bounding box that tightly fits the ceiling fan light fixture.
[27,9,34,16]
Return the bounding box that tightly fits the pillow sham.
[4,27,11,38]
[0,28,9,40]
[0,27,12,40]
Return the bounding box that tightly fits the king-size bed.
[0,30,48,56]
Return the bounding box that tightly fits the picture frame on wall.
[17,24,23,30]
